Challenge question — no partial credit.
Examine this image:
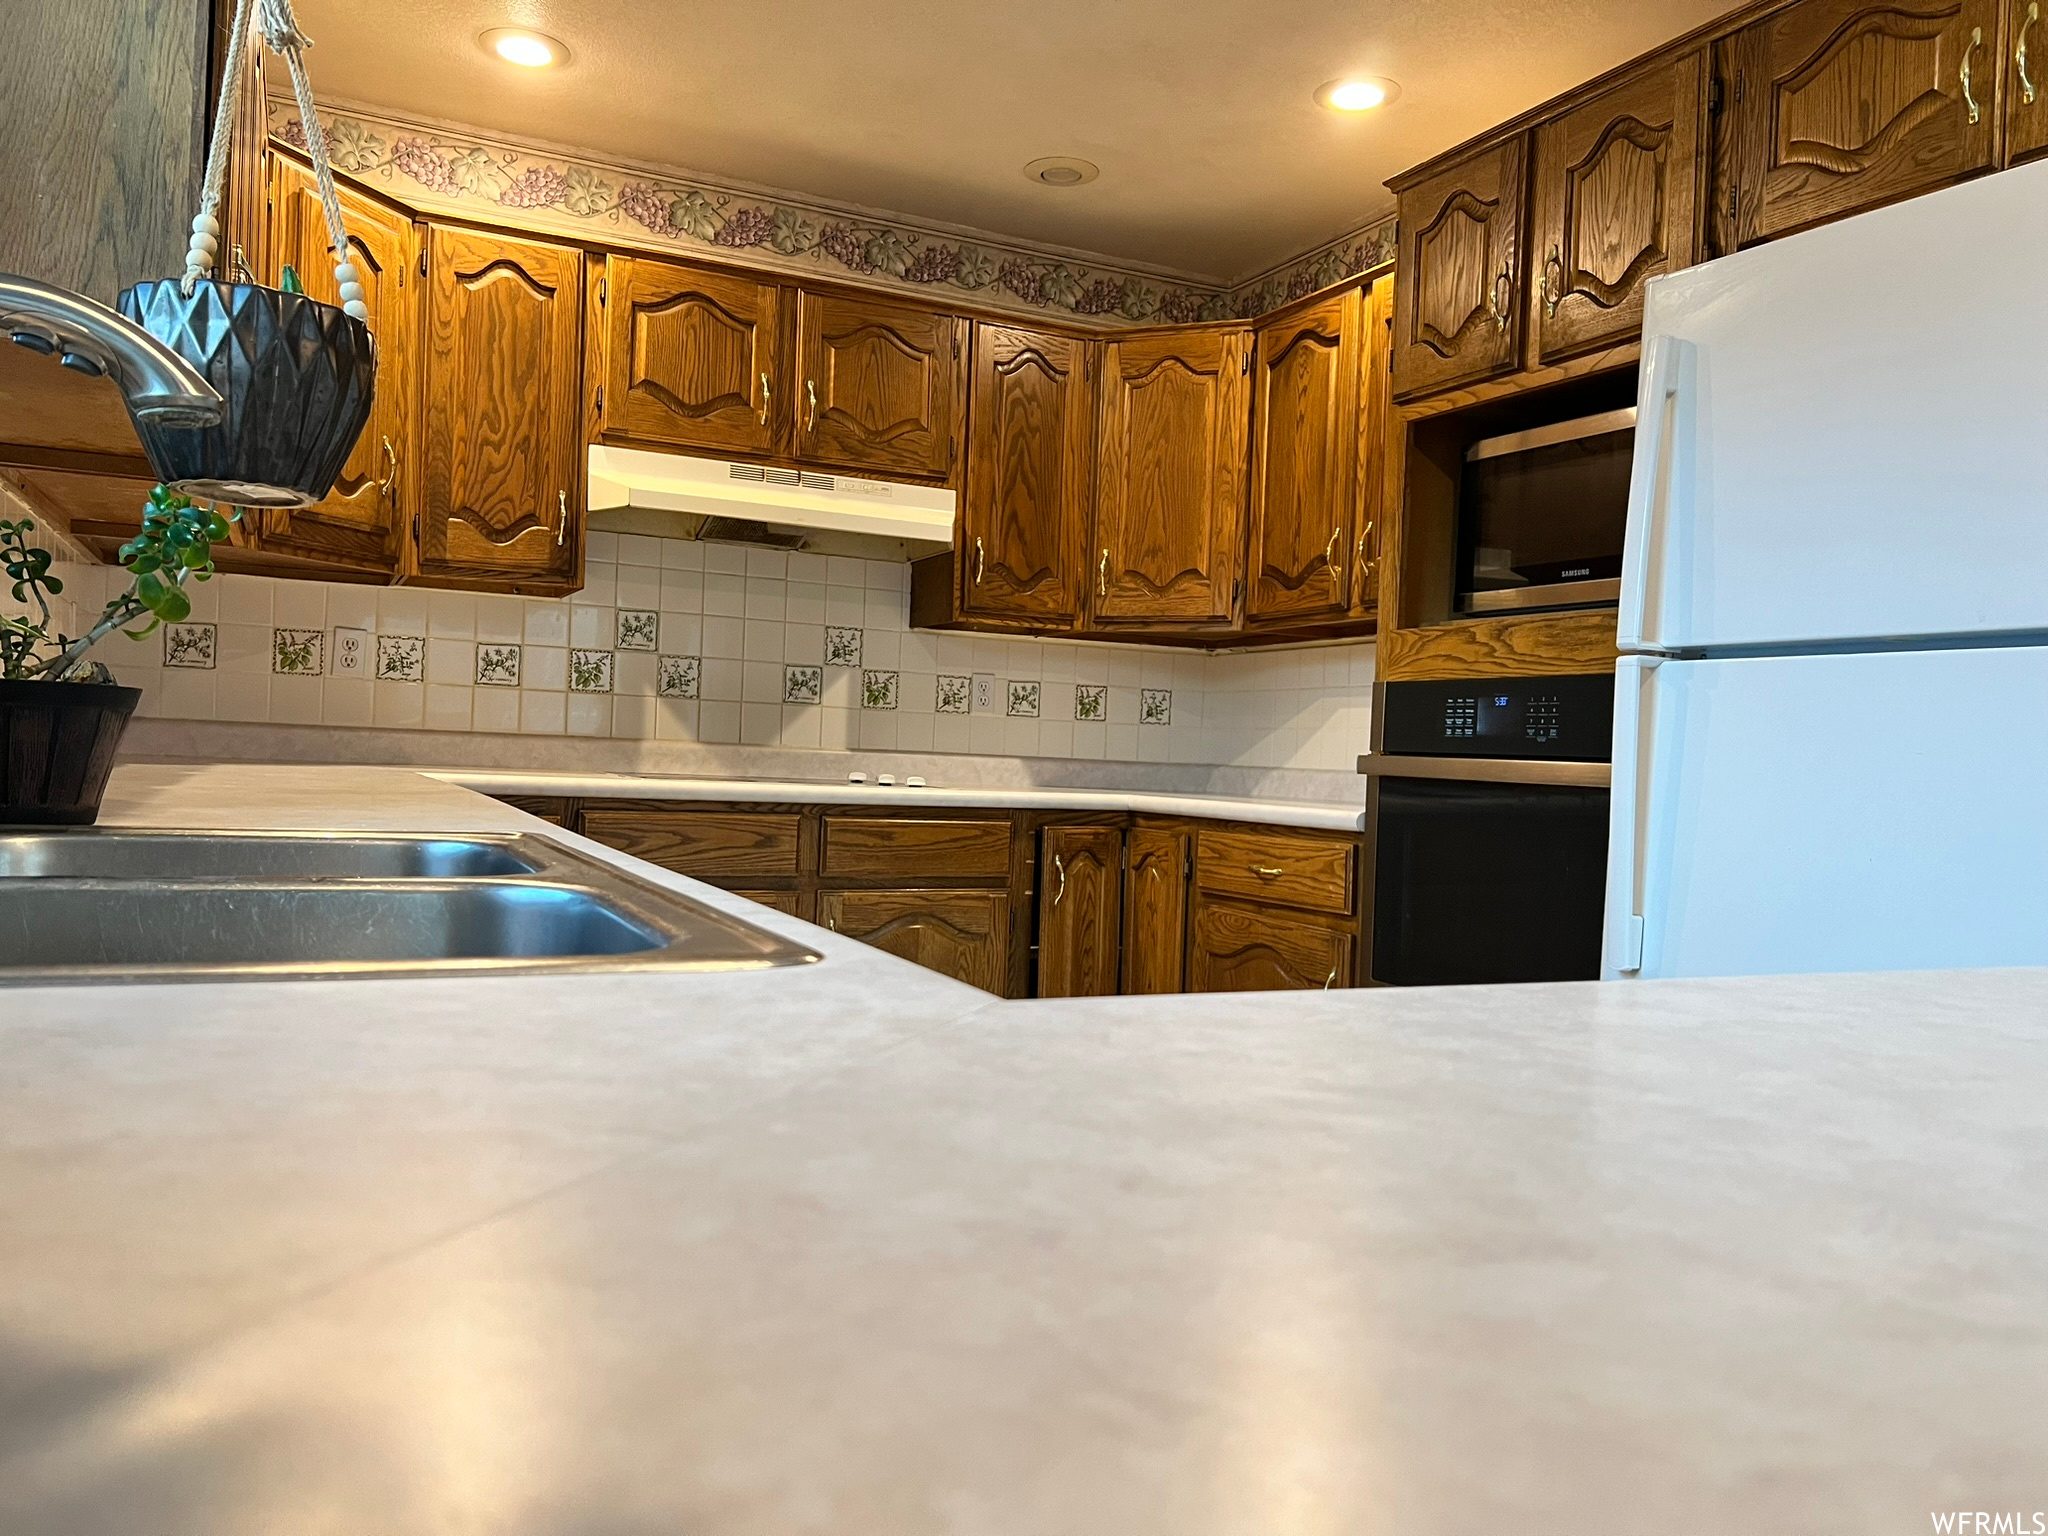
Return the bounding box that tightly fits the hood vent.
[588,445,953,557]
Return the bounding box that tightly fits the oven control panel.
[1380,673,1613,762]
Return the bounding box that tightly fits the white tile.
[378,588,429,636]
[788,552,829,584]
[569,605,611,649]
[739,701,781,745]
[615,565,662,611]
[705,573,746,617]
[895,712,934,752]
[658,613,702,655]
[741,659,782,703]
[933,714,971,754]
[779,705,821,748]
[586,531,620,562]
[744,577,786,620]
[322,677,373,727]
[823,668,859,709]
[425,638,471,685]
[217,623,269,675]
[699,699,741,743]
[475,595,524,644]
[825,588,866,628]
[567,693,612,736]
[1005,641,1041,679]
[783,623,824,665]
[472,687,520,733]
[272,582,326,630]
[618,533,662,567]
[373,679,422,728]
[1003,718,1040,756]
[864,559,903,591]
[659,537,703,570]
[653,698,699,741]
[219,576,273,626]
[269,674,322,724]
[972,636,1008,673]
[519,691,566,734]
[522,601,569,646]
[576,564,618,606]
[785,581,826,626]
[745,547,788,580]
[1106,723,1138,759]
[179,574,220,622]
[826,555,865,587]
[857,712,897,750]
[1039,646,1074,683]
[863,591,904,632]
[612,693,655,739]
[704,543,748,574]
[615,650,657,696]
[1038,720,1074,758]
[897,632,935,673]
[818,707,855,751]
[1071,720,1106,760]
[703,616,745,658]
[523,645,568,692]
[660,569,705,612]
[701,657,742,701]
[424,683,473,731]
[157,669,216,720]
[426,592,475,639]
[969,716,1006,755]
[743,619,784,660]
[863,629,900,668]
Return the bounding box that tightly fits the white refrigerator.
[1603,157,2048,981]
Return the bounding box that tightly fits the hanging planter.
[118,0,375,509]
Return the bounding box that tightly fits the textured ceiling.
[289,0,1735,283]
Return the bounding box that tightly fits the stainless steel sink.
[0,831,820,984]
[0,831,539,880]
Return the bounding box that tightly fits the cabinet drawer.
[579,809,802,877]
[820,889,1012,994]
[1195,828,1355,916]
[1190,903,1354,993]
[821,817,1013,880]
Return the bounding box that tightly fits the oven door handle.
[1602,654,1663,978]
[1618,335,1694,655]
[1357,754,1610,788]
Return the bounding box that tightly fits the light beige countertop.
[2,764,2043,1532]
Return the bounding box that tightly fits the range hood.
[587,445,954,557]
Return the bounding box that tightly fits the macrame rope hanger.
[182,0,368,324]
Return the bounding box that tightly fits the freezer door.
[1627,158,2048,652]
[1603,646,2048,980]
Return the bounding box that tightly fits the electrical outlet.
[330,627,368,675]
[973,673,997,713]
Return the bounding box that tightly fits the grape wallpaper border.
[269,100,1397,326]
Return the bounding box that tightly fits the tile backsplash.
[31,530,1374,772]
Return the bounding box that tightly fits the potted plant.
[1,486,237,824]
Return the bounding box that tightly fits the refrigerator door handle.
[1617,336,1695,654]
[1602,654,1663,978]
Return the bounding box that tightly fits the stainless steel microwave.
[1455,406,1635,616]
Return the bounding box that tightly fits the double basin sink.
[0,830,820,983]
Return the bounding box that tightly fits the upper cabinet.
[2010,0,2048,164]
[1391,136,1528,399]
[1091,327,1251,629]
[413,224,585,592]
[793,290,968,480]
[959,324,1094,626]
[1245,288,1362,625]
[596,255,784,459]
[1720,0,2002,246]
[1531,56,1705,363]
[256,153,415,574]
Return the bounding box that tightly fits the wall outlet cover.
[973,673,996,713]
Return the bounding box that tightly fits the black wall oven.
[1363,675,1612,987]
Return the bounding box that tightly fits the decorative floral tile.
[162,622,216,670]
[616,609,659,651]
[784,664,823,704]
[1006,680,1040,718]
[825,626,863,668]
[476,642,522,687]
[272,628,324,676]
[1140,687,1173,726]
[658,654,700,699]
[330,627,368,675]
[935,674,972,714]
[569,649,615,693]
[376,634,424,682]
[1073,684,1107,722]
[861,670,898,710]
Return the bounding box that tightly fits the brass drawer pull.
[805,377,818,431]
[1541,245,1564,318]
[1098,548,1111,598]
[1251,864,1286,880]
[557,489,568,546]
[1052,853,1067,907]
[758,372,771,426]
[975,536,986,585]
[2022,3,2040,106]
[1963,26,1983,124]
[1324,964,1338,991]
[1323,526,1341,571]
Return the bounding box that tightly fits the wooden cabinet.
[820,890,1011,994]
[1721,0,2002,247]
[793,289,967,480]
[1531,56,1705,363]
[1245,289,1362,625]
[580,808,803,878]
[256,152,415,573]
[1195,826,1355,917]
[1391,136,1528,399]
[1122,824,1190,995]
[1037,825,1122,997]
[1091,327,1251,629]
[959,324,1094,626]
[2011,0,2048,164]
[1189,903,1354,992]
[597,255,784,458]
[821,817,1012,879]
[1352,277,1396,619]
[413,225,584,592]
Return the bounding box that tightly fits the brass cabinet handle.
[373,434,398,498]
[1251,864,1285,880]
[1541,245,1564,318]
[1098,548,1111,598]
[1324,964,1338,991]
[2022,4,2040,106]
[1487,259,1513,333]
[557,489,568,546]
[1323,527,1341,571]
[1963,26,1983,123]
[758,372,771,426]
[805,377,818,431]
[974,536,986,585]
[1052,854,1067,907]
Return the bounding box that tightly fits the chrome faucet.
[0,273,222,428]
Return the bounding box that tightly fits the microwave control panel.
[1380,673,1614,762]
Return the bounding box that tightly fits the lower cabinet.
[819,890,1011,994]
[1037,825,1123,997]
[1121,824,1190,994]
[1188,903,1355,992]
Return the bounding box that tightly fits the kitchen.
[3,0,2045,1527]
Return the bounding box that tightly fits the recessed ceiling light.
[1315,77,1400,112]
[481,27,568,68]
[1024,156,1100,187]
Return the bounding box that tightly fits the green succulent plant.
[1,485,239,683]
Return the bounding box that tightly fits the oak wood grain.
[1195,827,1356,917]
[1189,902,1355,992]
[1122,823,1191,995]
[1378,610,1622,682]
[2013,0,2048,164]
[794,289,966,480]
[1392,137,1529,400]
[819,889,1011,993]
[579,809,803,877]
[600,255,785,457]
[1246,289,1361,625]
[1037,824,1123,997]
[821,817,1014,880]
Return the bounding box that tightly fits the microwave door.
[1457,408,1634,616]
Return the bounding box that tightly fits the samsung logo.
[1561,566,1592,579]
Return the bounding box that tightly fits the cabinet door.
[1391,136,1527,399]
[1092,328,1250,627]
[599,255,783,457]
[415,226,584,590]
[793,290,966,479]
[1728,0,2002,245]
[1037,825,1122,998]
[960,324,1093,625]
[1531,56,1704,363]
[2012,0,2048,165]
[1351,276,1395,619]
[256,155,414,572]
[819,889,1011,994]
[1122,825,1190,995]
[1189,903,1353,993]
[1246,289,1361,625]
